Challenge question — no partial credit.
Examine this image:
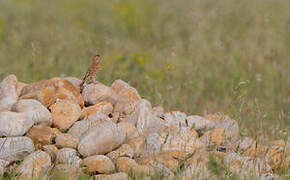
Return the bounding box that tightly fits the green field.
[0,0,289,141]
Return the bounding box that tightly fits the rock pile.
[0,75,288,179]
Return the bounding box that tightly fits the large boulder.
[12,99,52,125]
[78,122,125,157]
[112,80,141,115]
[82,83,118,106]
[0,75,18,111]
[16,150,51,180]
[0,137,35,161]
[0,111,34,136]
[27,125,54,146]
[83,155,115,174]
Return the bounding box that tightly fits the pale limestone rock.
[50,100,81,131]
[152,106,164,118]
[127,136,145,158]
[12,99,52,125]
[16,82,27,97]
[82,83,117,105]
[94,172,128,180]
[27,125,54,146]
[42,145,58,161]
[78,122,125,157]
[106,144,134,163]
[164,111,187,128]
[0,111,34,136]
[0,137,35,161]
[0,75,18,111]
[186,115,215,135]
[141,133,162,157]
[116,157,154,176]
[112,80,141,115]
[16,150,51,180]
[56,148,82,167]
[117,122,139,141]
[83,155,115,174]
[55,133,79,149]
[63,77,82,92]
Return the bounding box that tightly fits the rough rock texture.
[50,100,81,131]
[80,101,113,119]
[78,122,125,157]
[0,137,35,161]
[16,82,27,97]
[16,150,51,180]
[116,157,154,176]
[94,172,128,180]
[20,78,84,108]
[64,77,82,92]
[106,144,134,163]
[164,111,187,128]
[12,99,52,125]
[82,83,118,105]
[112,80,141,115]
[0,75,18,111]
[27,125,54,146]
[83,155,115,174]
[42,145,58,161]
[55,133,79,149]
[0,111,34,136]
[117,122,139,141]
[127,136,146,158]
[56,148,82,167]
[186,115,215,135]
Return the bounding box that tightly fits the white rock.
[164,111,187,128]
[141,133,162,157]
[56,148,82,167]
[82,83,118,105]
[12,99,52,125]
[78,122,125,157]
[0,137,35,161]
[186,115,215,135]
[0,111,34,136]
[0,75,18,111]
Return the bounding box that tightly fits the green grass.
[0,0,289,141]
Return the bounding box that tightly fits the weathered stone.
[53,164,80,180]
[141,133,162,157]
[106,144,134,163]
[0,75,18,111]
[82,83,117,105]
[68,113,109,138]
[112,80,141,115]
[50,100,81,131]
[42,145,58,161]
[94,172,128,180]
[117,157,154,176]
[27,125,54,146]
[80,101,113,119]
[55,133,79,149]
[118,122,139,141]
[78,122,125,157]
[186,115,215,135]
[200,127,226,151]
[56,148,82,167]
[83,155,115,174]
[266,142,289,170]
[12,99,52,125]
[161,127,203,155]
[0,111,34,136]
[238,137,263,158]
[0,137,35,161]
[152,106,164,118]
[20,78,84,108]
[63,77,82,92]
[16,150,51,180]
[125,99,160,135]
[164,111,187,129]
[127,136,145,158]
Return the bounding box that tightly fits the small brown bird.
[80,54,101,92]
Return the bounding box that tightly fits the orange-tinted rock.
[27,125,54,146]
[106,144,134,163]
[50,100,81,131]
[266,141,289,170]
[63,77,82,92]
[80,101,113,119]
[16,150,51,180]
[112,80,141,115]
[200,127,226,150]
[118,122,139,141]
[83,155,115,174]
[55,133,79,149]
[238,137,263,158]
[82,83,118,106]
[127,136,146,158]
[20,78,84,108]
[42,145,58,161]
[16,82,27,97]
[116,157,154,176]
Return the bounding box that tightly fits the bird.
[80,54,101,92]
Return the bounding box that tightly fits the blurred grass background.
[0,0,289,140]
